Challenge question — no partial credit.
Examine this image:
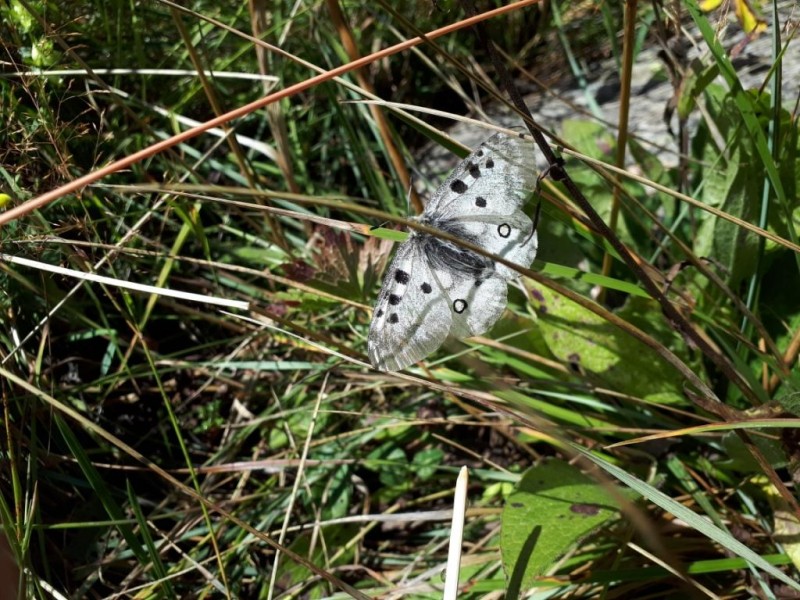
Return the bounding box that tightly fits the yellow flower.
[700,0,767,35]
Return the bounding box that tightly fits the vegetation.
[1,0,798,597]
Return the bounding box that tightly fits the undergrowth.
[1,0,799,598]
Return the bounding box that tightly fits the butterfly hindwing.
[454,215,538,281]
[429,267,509,340]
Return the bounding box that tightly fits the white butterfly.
[368,132,539,372]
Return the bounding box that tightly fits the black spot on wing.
[476,149,484,157]
[475,197,486,208]
[421,282,432,294]
[388,294,401,305]
[453,299,468,314]
[450,179,468,194]
[394,270,410,284]
[388,313,399,324]
[468,162,481,178]
[376,309,384,318]
[485,158,495,169]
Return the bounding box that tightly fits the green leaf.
[686,0,799,273]
[54,415,148,564]
[539,262,649,298]
[560,119,650,250]
[692,89,760,287]
[777,370,800,417]
[561,119,617,163]
[325,466,353,520]
[126,481,174,598]
[721,429,788,472]
[560,122,619,239]
[413,447,444,481]
[498,389,611,430]
[369,227,408,242]
[532,285,687,404]
[281,525,359,598]
[501,460,623,593]
[677,62,719,120]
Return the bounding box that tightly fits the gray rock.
[419,1,798,182]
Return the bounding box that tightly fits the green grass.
[1,0,799,597]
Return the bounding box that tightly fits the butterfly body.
[368,133,538,372]
[415,217,493,280]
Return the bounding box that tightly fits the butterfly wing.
[424,133,538,280]
[368,239,509,371]
[367,239,452,372]
[450,215,538,281]
[428,266,509,340]
[424,132,537,219]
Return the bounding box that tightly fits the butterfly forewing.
[367,242,452,372]
[426,133,536,218]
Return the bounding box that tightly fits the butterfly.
[367,132,539,372]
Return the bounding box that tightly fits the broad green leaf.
[498,389,610,430]
[721,427,788,472]
[326,466,353,520]
[693,89,760,287]
[413,447,444,481]
[560,122,619,245]
[561,119,650,250]
[539,262,649,298]
[561,119,617,163]
[777,370,800,416]
[369,227,408,242]
[616,296,689,356]
[769,108,800,239]
[532,285,686,404]
[501,460,623,593]
[686,0,797,273]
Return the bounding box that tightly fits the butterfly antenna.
[523,168,546,244]
[532,199,542,233]
[525,145,561,240]
[405,177,416,216]
[521,199,542,246]
[370,174,419,231]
